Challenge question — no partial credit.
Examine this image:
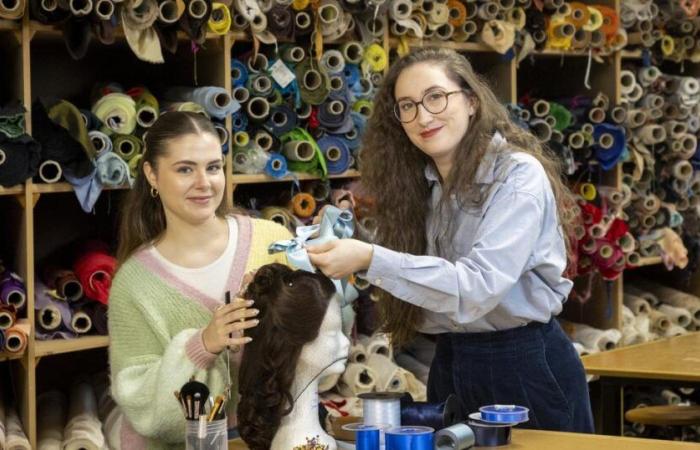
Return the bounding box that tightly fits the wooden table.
[581,332,700,435]
[229,429,700,449]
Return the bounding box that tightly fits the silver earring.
[150,187,158,198]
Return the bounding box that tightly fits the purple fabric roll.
[34,280,76,340]
[0,271,26,311]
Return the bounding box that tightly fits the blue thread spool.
[342,423,380,450]
[385,426,433,450]
[478,405,529,424]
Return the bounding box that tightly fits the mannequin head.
[238,264,349,450]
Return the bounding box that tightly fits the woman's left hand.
[306,239,373,278]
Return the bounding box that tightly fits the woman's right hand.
[202,298,259,354]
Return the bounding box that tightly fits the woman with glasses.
[307,47,594,433]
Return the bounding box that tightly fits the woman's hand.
[202,298,259,354]
[307,239,373,278]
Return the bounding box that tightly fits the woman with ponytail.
[108,112,292,449]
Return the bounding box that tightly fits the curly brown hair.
[237,264,337,450]
[359,47,576,348]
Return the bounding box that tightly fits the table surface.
[229,429,700,449]
[581,332,700,382]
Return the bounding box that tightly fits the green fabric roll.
[0,104,25,139]
[92,93,137,136]
[280,128,327,177]
[295,58,330,106]
[133,88,160,128]
[112,134,143,162]
[48,99,97,160]
[548,102,573,132]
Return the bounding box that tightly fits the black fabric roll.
[73,300,108,335]
[0,133,42,187]
[32,99,94,179]
[266,4,294,40]
[91,15,117,45]
[178,0,212,44]
[294,9,313,36]
[29,0,70,24]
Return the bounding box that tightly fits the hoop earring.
[150,187,158,198]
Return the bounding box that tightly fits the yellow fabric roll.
[362,43,388,74]
[208,2,231,34]
[583,6,603,31]
[92,93,138,136]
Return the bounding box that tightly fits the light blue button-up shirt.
[365,132,573,333]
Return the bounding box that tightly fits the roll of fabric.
[164,86,239,119]
[648,309,671,333]
[318,98,353,133]
[121,0,164,63]
[0,0,25,19]
[349,341,367,363]
[88,130,112,158]
[128,87,159,128]
[96,152,131,187]
[657,304,692,328]
[569,321,622,351]
[111,134,142,162]
[264,104,297,137]
[230,59,249,88]
[289,192,316,218]
[0,271,26,311]
[0,133,41,187]
[80,301,108,335]
[367,353,408,393]
[63,381,107,450]
[70,308,93,334]
[261,206,297,230]
[623,293,651,315]
[4,320,29,353]
[296,58,330,106]
[35,280,74,334]
[232,145,269,174]
[208,2,231,34]
[37,390,67,450]
[38,160,63,183]
[631,280,700,324]
[47,100,97,160]
[338,362,377,397]
[90,93,137,136]
[360,332,393,360]
[280,128,327,176]
[317,135,351,175]
[6,407,30,450]
[73,243,116,305]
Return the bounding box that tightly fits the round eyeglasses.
[393,90,466,123]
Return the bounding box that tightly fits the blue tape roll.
[478,405,529,423]
[342,424,381,450]
[231,59,249,88]
[264,153,288,178]
[385,426,433,450]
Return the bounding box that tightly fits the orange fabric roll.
[568,2,590,28]
[595,5,618,39]
[289,193,317,218]
[447,0,467,27]
[4,320,30,353]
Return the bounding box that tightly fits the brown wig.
[115,111,232,265]
[237,263,337,450]
[359,47,577,348]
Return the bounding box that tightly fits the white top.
[148,216,238,302]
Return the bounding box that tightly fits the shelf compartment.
[32,182,129,194]
[232,169,361,185]
[35,335,109,357]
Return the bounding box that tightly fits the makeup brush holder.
[185,419,228,450]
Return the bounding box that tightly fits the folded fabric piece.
[32,99,94,179]
[121,0,164,63]
[0,133,42,187]
[164,86,239,119]
[48,99,97,160]
[0,101,26,139]
[64,166,103,213]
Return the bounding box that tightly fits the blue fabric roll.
[318,95,353,134]
[164,86,241,119]
[96,151,132,187]
[231,59,249,88]
[593,123,626,171]
[344,64,361,90]
[318,135,351,174]
[80,109,104,131]
[343,112,366,151]
[232,111,248,132]
[265,152,288,178]
[264,105,298,137]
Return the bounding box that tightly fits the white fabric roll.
[360,333,393,360]
[337,362,377,397]
[624,285,660,307]
[6,408,31,450]
[622,305,635,327]
[349,342,368,364]
[62,381,107,450]
[572,342,597,357]
[664,324,688,337]
[657,304,693,328]
[623,294,651,315]
[570,322,622,352]
[367,353,407,393]
[648,309,671,333]
[621,325,645,346]
[631,280,700,324]
[661,389,681,405]
[37,390,67,450]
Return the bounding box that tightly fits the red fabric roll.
[73,242,116,305]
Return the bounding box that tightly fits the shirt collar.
[423,131,507,185]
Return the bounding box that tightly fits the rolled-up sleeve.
[365,184,544,325]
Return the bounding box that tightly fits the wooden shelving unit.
[0,0,675,445]
[231,169,361,185]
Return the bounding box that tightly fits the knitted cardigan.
[108,215,291,449]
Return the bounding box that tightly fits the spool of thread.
[361,392,402,429]
[400,394,463,431]
[433,423,475,450]
[467,412,513,447]
[342,424,381,450]
[385,426,433,450]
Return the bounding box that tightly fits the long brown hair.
[116,111,230,264]
[237,263,337,450]
[359,47,576,347]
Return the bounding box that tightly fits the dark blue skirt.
[427,318,594,433]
